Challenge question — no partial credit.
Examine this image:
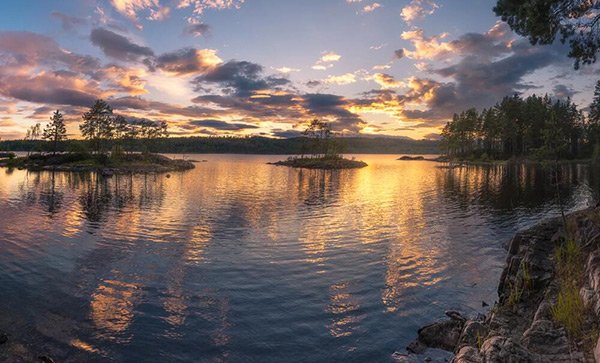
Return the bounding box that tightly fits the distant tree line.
[440,82,600,160]
[2,134,440,155]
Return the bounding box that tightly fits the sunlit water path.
[0,154,597,362]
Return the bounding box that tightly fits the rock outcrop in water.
[409,207,600,362]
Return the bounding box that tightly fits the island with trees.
[269,119,368,169]
[0,99,194,174]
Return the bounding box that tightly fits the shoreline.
[405,207,600,362]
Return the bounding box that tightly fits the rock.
[410,208,600,362]
[453,346,482,363]
[457,321,488,351]
[38,355,55,363]
[413,319,465,352]
[406,339,427,354]
[166,174,171,178]
[424,356,432,362]
[445,310,466,322]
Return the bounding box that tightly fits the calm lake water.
[0,154,598,362]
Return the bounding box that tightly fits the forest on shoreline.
[440,81,600,161]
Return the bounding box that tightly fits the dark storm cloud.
[553,84,578,100]
[90,28,154,61]
[189,119,260,130]
[271,129,303,138]
[6,83,97,107]
[109,96,227,119]
[51,11,86,32]
[193,60,290,97]
[154,48,219,75]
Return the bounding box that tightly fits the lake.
[0,154,597,362]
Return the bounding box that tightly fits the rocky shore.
[407,207,600,362]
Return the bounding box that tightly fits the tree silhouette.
[494,0,600,69]
[43,110,68,155]
[80,99,113,154]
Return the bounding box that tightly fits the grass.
[506,282,521,307]
[551,283,586,337]
[551,236,586,338]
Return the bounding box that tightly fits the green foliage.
[80,99,114,154]
[441,93,587,160]
[42,110,68,154]
[552,237,586,337]
[506,282,521,307]
[494,0,600,69]
[551,283,586,338]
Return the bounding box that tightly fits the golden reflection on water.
[0,155,598,360]
[90,276,142,337]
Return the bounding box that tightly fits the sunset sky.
[0,0,597,140]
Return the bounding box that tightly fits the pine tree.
[80,99,113,154]
[43,110,68,155]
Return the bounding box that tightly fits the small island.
[0,152,194,174]
[270,156,367,169]
[397,155,425,161]
[270,118,367,170]
[0,100,194,175]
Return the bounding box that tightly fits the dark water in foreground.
[0,155,598,362]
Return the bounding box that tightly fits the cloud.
[369,73,405,89]
[422,133,441,140]
[322,73,357,85]
[370,43,388,51]
[394,49,405,59]
[400,22,512,61]
[361,3,382,13]
[193,60,290,97]
[188,119,260,130]
[155,48,222,76]
[319,51,341,63]
[109,0,171,27]
[274,67,300,74]
[90,28,154,62]
[147,6,170,21]
[184,22,211,37]
[553,84,578,100]
[270,129,303,138]
[51,11,86,32]
[401,0,439,24]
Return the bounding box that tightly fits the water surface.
[0,155,597,362]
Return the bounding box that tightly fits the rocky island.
[269,156,368,169]
[0,153,195,174]
[406,207,600,362]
